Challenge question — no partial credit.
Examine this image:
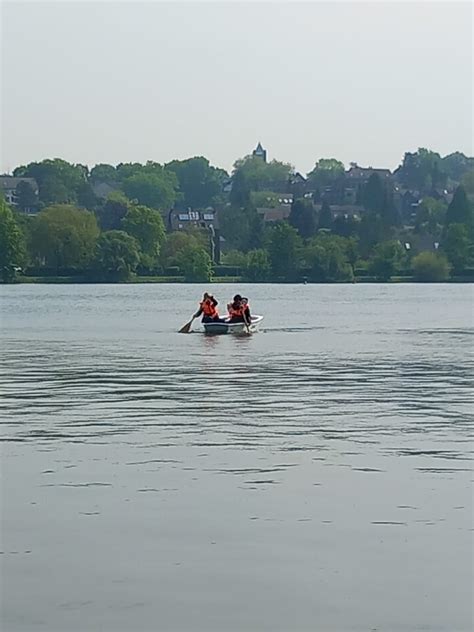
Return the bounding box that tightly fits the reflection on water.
[0,283,473,632]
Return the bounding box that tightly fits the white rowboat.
[203,315,264,335]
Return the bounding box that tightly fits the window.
[178,214,189,221]
[189,211,199,220]
[203,213,214,221]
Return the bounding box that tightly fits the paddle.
[179,315,195,334]
[243,312,251,334]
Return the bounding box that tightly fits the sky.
[1,1,472,175]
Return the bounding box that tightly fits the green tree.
[160,229,208,268]
[13,159,87,206]
[244,249,271,281]
[29,204,99,271]
[304,233,354,282]
[318,201,333,230]
[178,246,213,282]
[357,213,389,257]
[15,181,38,213]
[165,157,228,209]
[441,152,474,182]
[333,215,359,238]
[76,181,98,210]
[221,250,247,267]
[230,156,293,205]
[289,198,317,238]
[219,205,266,251]
[442,223,472,273]
[369,240,405,281]
[307,158,345,189]
[395,148,447,191]
[267,222,301,279]
[97,191,132,230]
[90,164,117,183]
[445,186,472,227]
[250,190,281,208]
[361,173,399,228]
[121,205,165,267]
[362,173,386,213]
[93,230,141,281]
[0,198,27,282]
[415,197,446,235]
[412,251,450,282]
[460,170,474,195]
[122,171,177,210]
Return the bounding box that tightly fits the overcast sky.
[1,1,472,175]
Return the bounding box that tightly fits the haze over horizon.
[2,1,472,175]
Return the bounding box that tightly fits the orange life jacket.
[229,302,247,318]
[201,299,218,318]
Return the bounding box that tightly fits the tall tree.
[15,181,38,213]
[445,186,472,227]
[97,192,132,230]
[460,170,474,195]
[441,152,474,182]
[165,157,228,209]
[177,246,213,282]
[29,205,99,271]
[122,172,176,209]
[90,164,117,183]
[395,148,447,191]
[160,229,208,269]
[306,158,345,189]
[13,159,87,206]
[0,198,26,282]
[93,230,141,281]
[121,205,166,267]
[362,173,386,213]
[362,173,399,226]
[304,234,354,282]
[318,201,333,230]
[369,240,405,281]
[267,222,301,279]
[230,156,293,205]
[219,205,265,252]
[244,249,271,281]
[442,223,472,273]
[289,198,317,238]
[412,252,450,282]
[414,197,446,235]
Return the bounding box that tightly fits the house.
[168,207,219,232]
[168,207,221,263]
[0,175,39,213]
[256,193,293,223]
[314,204,363,220]
[288,172,308,198]
[341,165,393,206]
[345,165,392,183]
[256,207,292,223]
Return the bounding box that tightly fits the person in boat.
[227,294,251,324]
[193,292,223,323]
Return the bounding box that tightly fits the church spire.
[252,142,267,162]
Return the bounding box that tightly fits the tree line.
[1,148,473,283]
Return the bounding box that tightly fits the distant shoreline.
[6,275,474,285]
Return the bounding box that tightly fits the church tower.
[252,142,267,163]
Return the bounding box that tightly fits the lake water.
[1,283,473,632]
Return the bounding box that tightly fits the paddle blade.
[179,320,193,334]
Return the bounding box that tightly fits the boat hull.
[203,315,263,335]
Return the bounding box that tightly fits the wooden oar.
[179,316,195,334]
[243,313,251,335]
